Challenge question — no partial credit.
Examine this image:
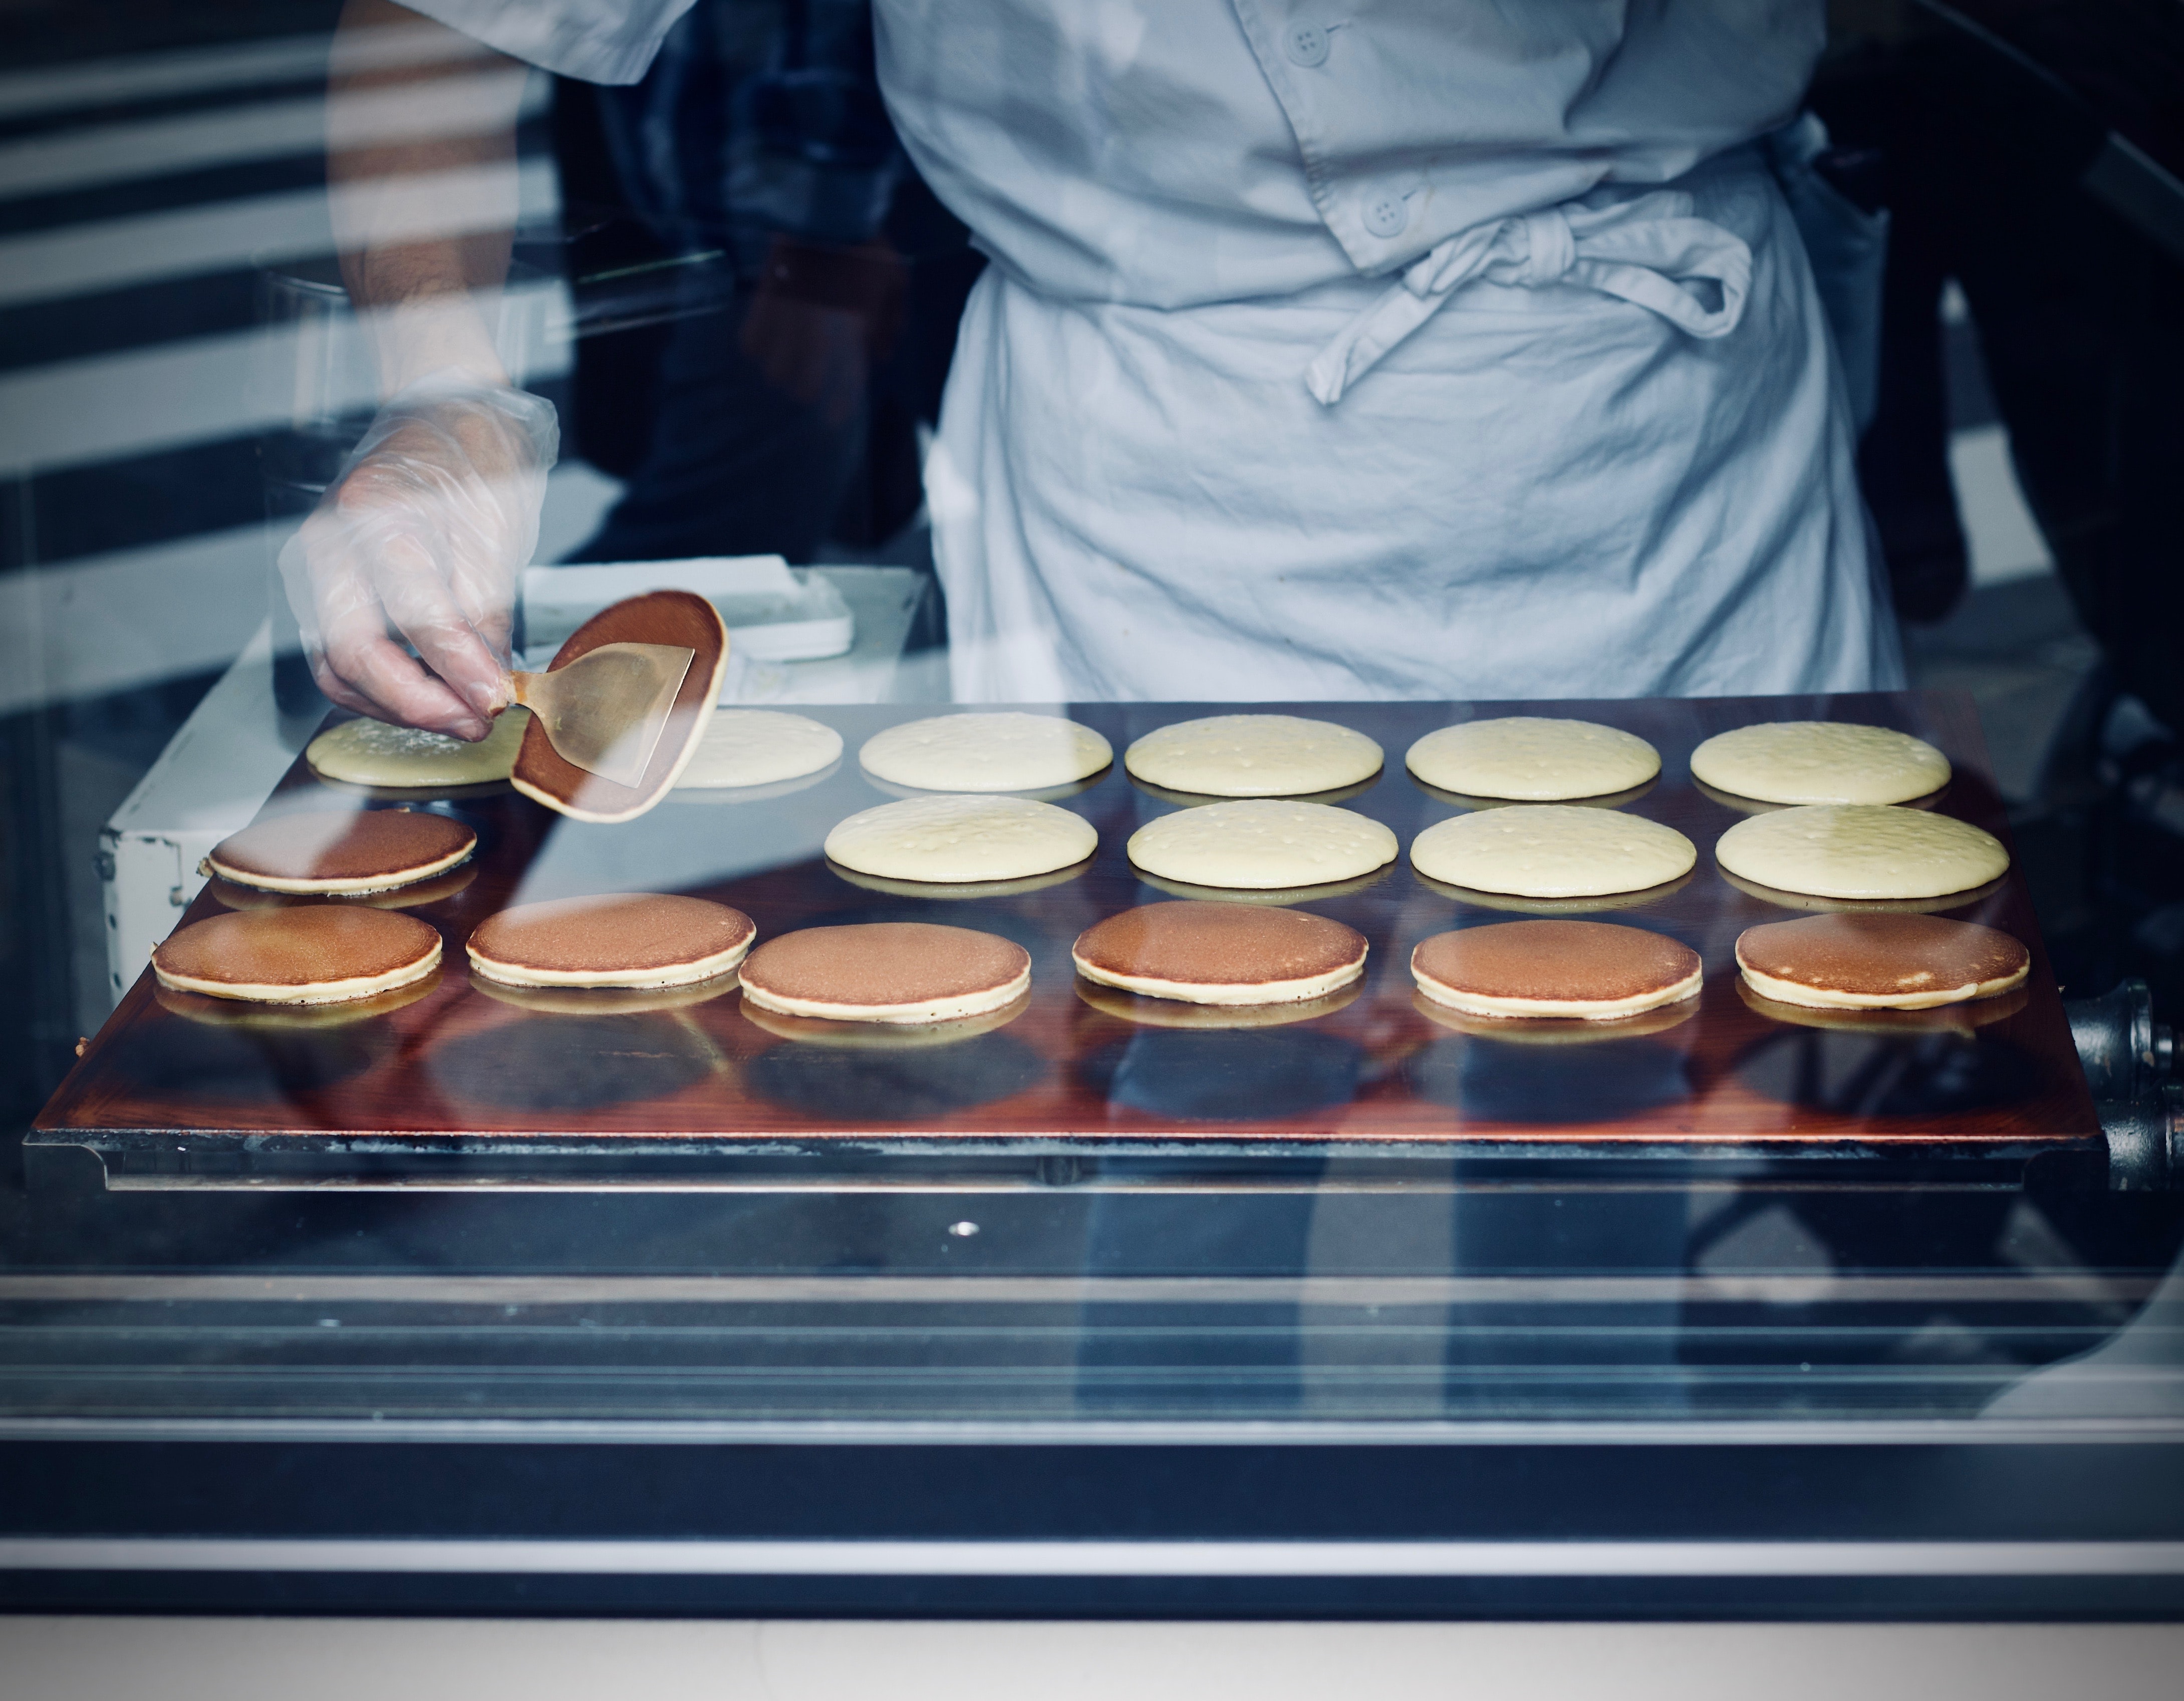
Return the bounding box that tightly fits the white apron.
[872,1,1905,702]
[925,146,1902,701]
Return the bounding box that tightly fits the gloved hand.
[279,373,558,738]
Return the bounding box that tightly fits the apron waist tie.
[1304,190,1754,406]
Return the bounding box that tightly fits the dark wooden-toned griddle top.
[39,692,2102,1155]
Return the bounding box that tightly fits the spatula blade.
[534,641,696,788]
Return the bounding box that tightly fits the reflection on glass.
[1082,1029,1364,1121]
[743,1015,1045,1119]
[425,1012,719,1110]
[1731,1024,2040,1118]
[1406,1031,1692,1123]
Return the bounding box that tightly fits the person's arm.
[284,0,555,738]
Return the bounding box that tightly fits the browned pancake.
[467,894,757,988]
[1411,919,1703,1018]
[1071,901,1367,1005]
[738,922,1031,1022]
[1735,912,2029,1009]
[205,808,474,894]
[152,906,441,1003]
[511,589,728,824]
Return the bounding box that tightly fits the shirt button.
[1362,192,1410,238]
[1283,23,1329,67]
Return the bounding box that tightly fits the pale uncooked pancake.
[1714,804,2009,901]
[738,922,1031,1023]
[1071,901,1368,1006]
[1411,920,1703,1019]
[859,711,1112,792]
[152,906,442,1003]
[1405,717,1660,801]
[1127,799,1399,891]
[1124,714,1383,797]
[1734,912,2029,1010]
[1410,806,1695,899]
[205,809,475,894]
[1690,721,1951,805]
[824,794,1097,883]
[307,710,528,789]
[467,894,757,988]
[673,709,842,790]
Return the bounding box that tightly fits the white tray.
[521,556,856,662]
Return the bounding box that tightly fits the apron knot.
[1515,207,1576,288]
[1305,189,1754,406]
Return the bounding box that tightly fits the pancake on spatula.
[204,808,474,894]
[1734,912,2028,1011]
[467,894,757,989]
[1072,901,1367,1007]
[1412,919,1702,1020]
[510,589,727,823]
[739,922,1030,1024]
[153,906,441,1004]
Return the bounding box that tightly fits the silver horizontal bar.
[5,1537,2182,1579]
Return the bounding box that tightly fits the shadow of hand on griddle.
[122,1020,379,1105]
[1079,1030,1365,1122]
[744,1031,1049,1121]
[1404,1037,1692,1124]
[1731,1028,2039,1118]
[425,1013,716,1111]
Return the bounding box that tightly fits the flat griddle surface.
[36,693,2100,1158]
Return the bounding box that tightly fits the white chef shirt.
[408,0,1902,702]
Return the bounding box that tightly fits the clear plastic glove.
[279,373,558,739]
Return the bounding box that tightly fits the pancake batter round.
[1127,799,1398,891]
[824,794,1097,884]
[307,710,528,790]
[1124,715,1383,797]
[204,809,475,895]
[860,711,1112,792]
[1405,717,1660,801]
[1691,721,1950,805]
[673,709,843,790]
[467,894,757,989]
[1072,901,1368,1006]
[1715,805,2009,901]
[1410,806,1695,899]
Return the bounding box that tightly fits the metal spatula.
[505,641,696,789]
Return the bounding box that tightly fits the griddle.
[32,692,2103,1185]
